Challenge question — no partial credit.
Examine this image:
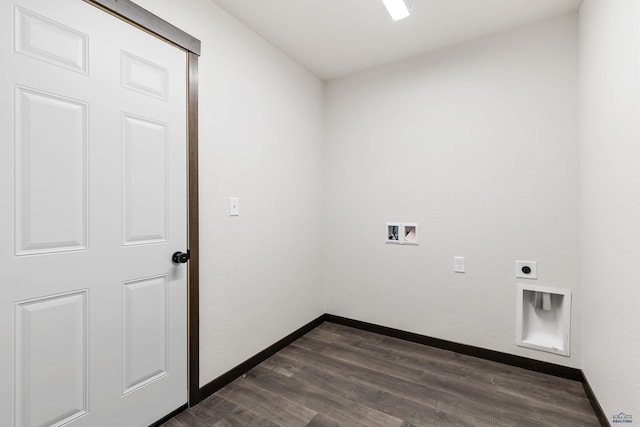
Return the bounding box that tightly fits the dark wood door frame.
[85,0,201,406]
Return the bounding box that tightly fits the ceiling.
[210,0,582,81]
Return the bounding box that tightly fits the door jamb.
[84,0,201,406]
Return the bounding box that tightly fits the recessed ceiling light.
[382,0,411,21]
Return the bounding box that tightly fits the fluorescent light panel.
[382,0,411,21]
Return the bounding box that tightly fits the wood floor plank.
[163,323,601,427]
[277,344,530,426]
[293,334,425,384]
[312,324,595,410]
[304,414,341,427]
[216,377,317,426]
[284,335,598,426]
[328,322,581,395]
[246,364,406,427]
[170,410,213,427]
[314,323,598,424]
[261,353,304,377]
[322,322,583,397]
[189,394,238,425]
[359,331,598,425]
[159,418,186,427]
[291,361,484,427]
[212,406,283,427]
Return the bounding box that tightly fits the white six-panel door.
[0,1,188,426]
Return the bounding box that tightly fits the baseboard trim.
[324,314,584,381]
[581,372,611,427]
[194,313,607,426]
[194,314,326,404]
[149,403,187,427]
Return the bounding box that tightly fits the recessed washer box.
[385,223,419,245]
[516,283,571,357]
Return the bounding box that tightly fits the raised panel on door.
[122,275,168,395]
[14,290,89,427]
[122,114,169,246]
[14,86,88,256]
[121,51,168,100]
[14,6,88,74]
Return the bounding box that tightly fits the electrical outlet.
[516,260,537,279]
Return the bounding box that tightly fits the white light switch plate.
[454,256,465,273]
[229,197,239,216]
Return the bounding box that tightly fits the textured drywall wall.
[323,14,580,367]
[579,0,640,419]
[132,0,325,386]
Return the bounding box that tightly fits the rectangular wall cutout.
[386,223,419,245]
[516,283,571,356]
[387,224,400,243]
[403,224,418,245]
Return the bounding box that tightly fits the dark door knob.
[172,250,190,264]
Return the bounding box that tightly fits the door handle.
[172,250,190,264]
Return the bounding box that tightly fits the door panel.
[122,275,169,395]
[121,51,169,101]
[14,291,89,427]
[122,114,169,245]
[1,1,188,426]
[15,86,88,255]
[14,6,89,75]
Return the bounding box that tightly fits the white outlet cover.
[454,256,465,273]
[516,260,537,279]
[229,197,239,216]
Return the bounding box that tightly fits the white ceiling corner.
[210,0,583,81]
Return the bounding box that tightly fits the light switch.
[229,197,239,216]
[454,256,465,273]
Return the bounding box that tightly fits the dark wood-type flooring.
[162,322,600,426]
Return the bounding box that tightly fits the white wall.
[579,0,640,418]
[131,0,325,386]
[324,15,581,366]
[123,4,640,416]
